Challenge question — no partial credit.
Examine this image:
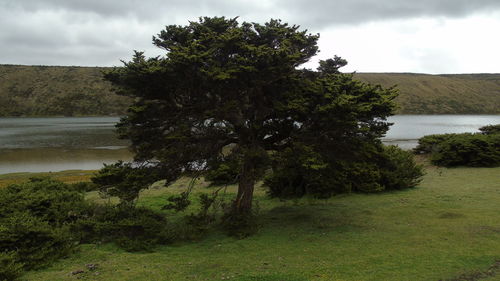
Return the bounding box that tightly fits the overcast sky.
[1,0,500,73]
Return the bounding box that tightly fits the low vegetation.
[0,161,497,280]
[415,124,500,167]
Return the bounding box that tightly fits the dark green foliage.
[265,144,348,199]
[69,181,98,192]
[92,161,161,206]
[104,16,398,232]
[0,178,87,270]
[415,128,500,167]
[429,133,500,167]
[413,134,455,154]
[221,208,259,239]
[479,124,500,135]
[205,157,240,186]
[378,145,424,190]
[163,192,191,212]
[265,144,423,199]
[0,213,75,270]
[73,205,172,252]
[181,193,220,238]
[104,17,324,216]
[0,251,23,281]
[0,177,87,226]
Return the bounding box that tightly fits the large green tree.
[104,17,396,216]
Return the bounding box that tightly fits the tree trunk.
[233,151,256,215]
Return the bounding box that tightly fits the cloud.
[277,0,500,29]
[5,0,500,28]
[0,0,499,72]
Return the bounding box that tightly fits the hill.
[0,65,130,117]
[0,65,499,116]
[355,73,500,114]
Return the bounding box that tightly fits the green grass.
[18,162,500,280]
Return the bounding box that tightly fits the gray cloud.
[5,0,500,28]
[1,0,500,71]
[279,0,500,29]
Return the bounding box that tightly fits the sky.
[1,0,500,74]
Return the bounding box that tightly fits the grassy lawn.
[17,162,500,281]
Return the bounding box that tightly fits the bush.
[414,134,455,154]
[479,124,500,135]
[69,181,98,192]
[0,178,87,271]
[264,144,348,199]
[0,251,23,281]
[415,124,500,167]
[73,205,172,252]
[0,177,88,224]
[0,213,75,270]
[265,144,423,199]
[429,133,500,167]
[379,145,424,190]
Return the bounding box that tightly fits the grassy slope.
[0,65,131,116]
[1,65,499,115]
[355,73,500,114]
[23,161,500,281]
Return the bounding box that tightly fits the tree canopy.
[103,17,400,218]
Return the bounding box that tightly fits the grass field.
[9,161,500,281]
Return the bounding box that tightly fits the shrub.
[0,213,75,270]
[73,205,172,252]
[414,134,455,154]
[429,133,500,167]
[0,177,88,224]
[69,181,98,192]
[479,124,500,135]
[379,145,424,190]
[0,178,87,271]
[0,251,23,281]
[265,144,423,199]
[264,144,349,199]
[415,124,500,167]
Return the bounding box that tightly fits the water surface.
[1,115,499,174]
[383,115,500,149]
[0,117,132,174]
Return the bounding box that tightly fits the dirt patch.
[440,259,500,281]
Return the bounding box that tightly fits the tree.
[104,17,397,219]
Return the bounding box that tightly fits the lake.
[0,117,132,174]
[383,115,500,149]
[0,115,499,174]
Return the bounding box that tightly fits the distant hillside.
[0,65,130,117]
[0,65,499,116]
[355,73,500,114]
